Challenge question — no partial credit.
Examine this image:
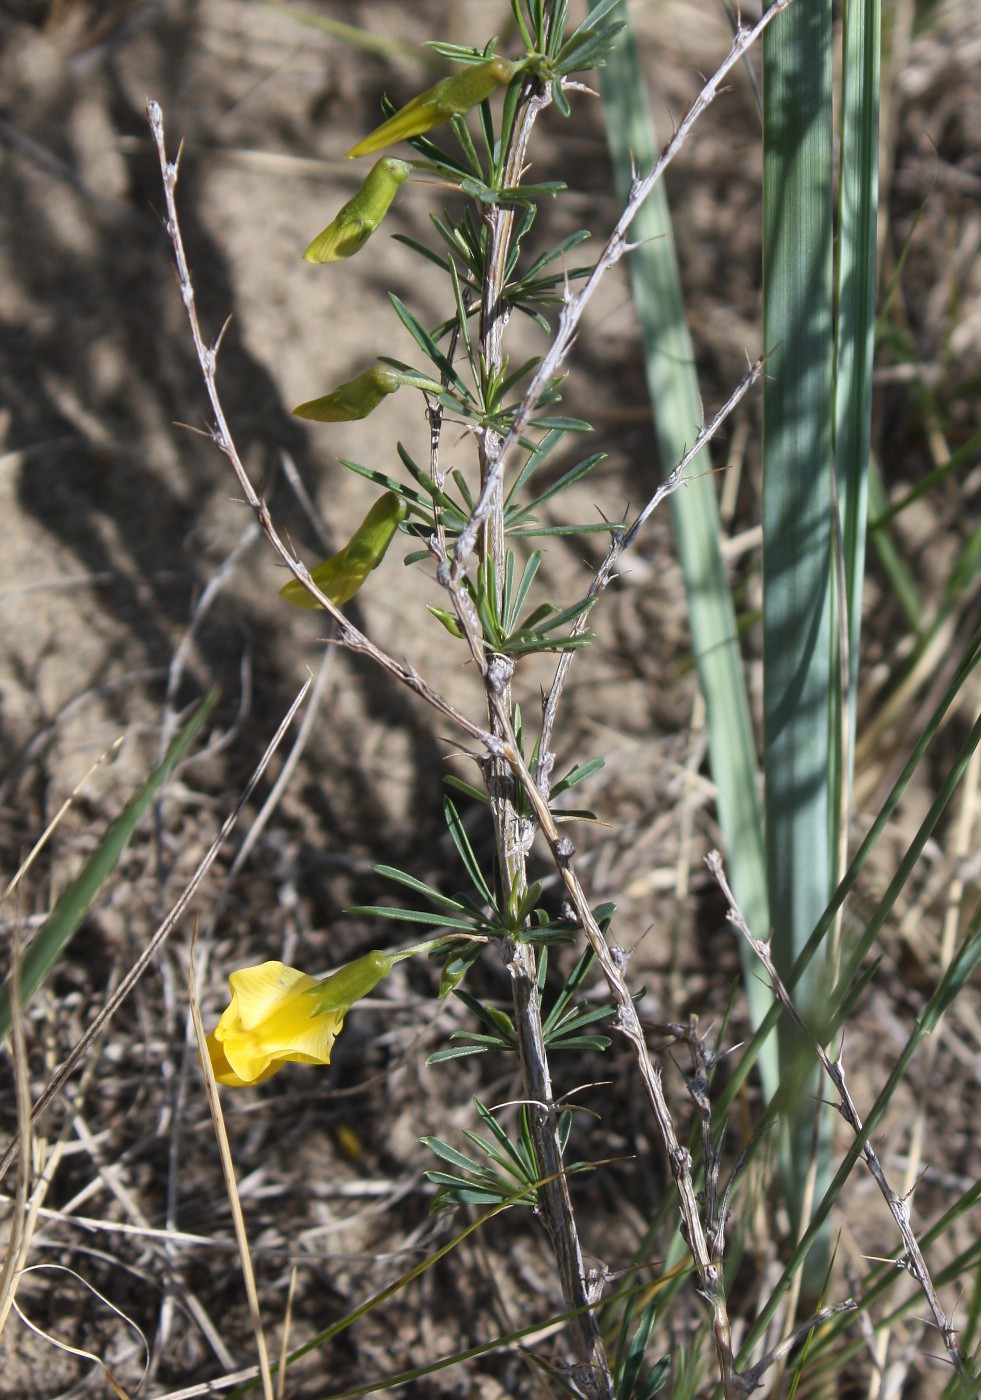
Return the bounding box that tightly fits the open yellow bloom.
[206,962,344,1087]
[206,941,459,1088]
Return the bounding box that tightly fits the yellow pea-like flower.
[206,952,395,1087]
[280,490,409,610]
[303,157,412,263]
[206,963,342,1087]
[347,56,516,159]
[206,943,464,1088]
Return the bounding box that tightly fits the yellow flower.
[206,941,460,1088]
[206,962,344,1087]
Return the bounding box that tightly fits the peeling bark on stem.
[474,46,614,1399]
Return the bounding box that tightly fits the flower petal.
[209,961,346,1085]
[221,962,319,1032]
[206,1030,283,1087]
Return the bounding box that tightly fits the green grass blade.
[713,619,981,1119]
[834,0,880,836]
[256,1,444,69]
[596,4,773,1079]
[866,455,923,632]
[0,690,219,1042]
[761,0,836,1247]
[737,905,981,1366]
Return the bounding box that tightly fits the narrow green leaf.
[421,1136,486,1174]
[509,551,543,627]
[551,757,604,796]
[833,0,880,848]
[507,521,622,538]
[347,905,479,931]
[527,415,591,433]
[369,864,468,910]
[0,691,219,1041]
[517,229,591,284]
[505,428,567,503]
[389,294,472,396]
[443,799,496,907]
[512,453,608,519]
[443,775,488,806]
[762,0,836,1260]
[427,1043,494,1062]
[866,458,923,632]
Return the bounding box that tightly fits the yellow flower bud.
[347,57,515,159]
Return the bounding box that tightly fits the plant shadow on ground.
[0,1,979,1396]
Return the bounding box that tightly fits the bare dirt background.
[1,1,979,1396]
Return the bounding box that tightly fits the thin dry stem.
[537,356,766,789]
[706,848,968,1382]
[146,99,501,763]
[470,41,614,1396]
[189,930,275,1400]
[160,518,261,761]
[0,738,125,907]
[495,704,745,1394]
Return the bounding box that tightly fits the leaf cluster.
[430,944,615,1065]
[348,798,591,986]
[292,12,635,670]
[510,0,627,116]
[422,1097,585,1212]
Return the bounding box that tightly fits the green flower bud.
[427,604,466,639]
[280,490,408,610]
[304,157,412,263]
[293,365,401,423]
[313,950,395,1013]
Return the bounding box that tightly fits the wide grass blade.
[596,5,773,1079]
[761,0,836,1248]
[833,0,881,878]
[0,691,219,1041]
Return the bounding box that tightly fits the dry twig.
[706,848,968,1383]
[146,100,502,763]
